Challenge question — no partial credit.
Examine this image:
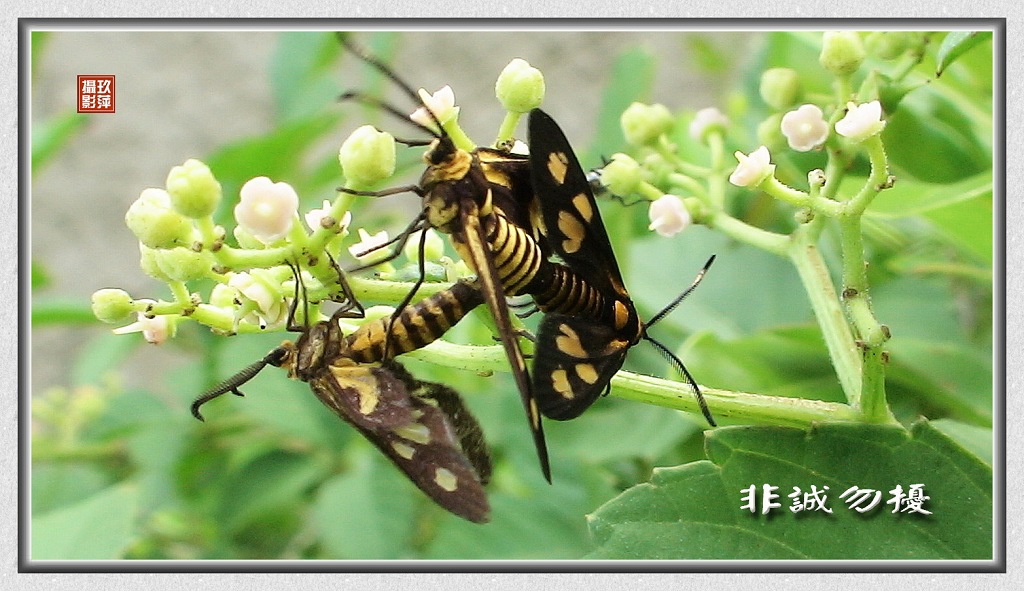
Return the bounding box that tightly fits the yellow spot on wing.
[556,324,587,358]
[557,210,584,254]
[575,363,599,384]
[547,151,569,184]
[551,369,573,399]
[391,441,416,460]
[395,422,431,445]
[572,193,593,222]
[434,467,458,492]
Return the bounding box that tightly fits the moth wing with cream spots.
[311,359,492,524]
[527,108,642,419]
[531,313,631,420]
[527,108,630,299]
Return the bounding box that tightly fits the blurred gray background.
[30,29,757,396]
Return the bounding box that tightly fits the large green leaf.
[936,31,993,76]
[588,421,992,560]
[32,483,139,560]
[311,451,419,559]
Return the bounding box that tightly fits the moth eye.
[434,467,459,492]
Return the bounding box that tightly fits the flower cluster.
[96,55,554,344]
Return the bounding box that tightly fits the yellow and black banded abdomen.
[343,279,486,363]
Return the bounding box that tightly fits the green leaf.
[588,422,992,559]
[31,297,99,326]
[270,32,344,123]
[884,89,991,184]
[31,260,51,290]
[865,171,993,264]
[71,331,141,387]
[548,399,699,464]
[936,31,992,76]
[31,111,88,175]
[582,46,656,168]
[32,483,139,559]
[311,451,419,559]
[213,449,329,535]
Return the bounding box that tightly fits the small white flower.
[647,195,691,237]
[233,177,299,244]
[835,100,886,142]
[689,107,730,143]
[780,104,830,152]
[305,200,353,233]
[228,271,287,330]
[410,86,458,130]
[113,310,171,344]
[348,228,392,264]
[729,146,775,188]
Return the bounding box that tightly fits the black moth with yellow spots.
[337,37,715,482]
[192,277,493,523]
[526,109,716,425]
[338,36,553,481]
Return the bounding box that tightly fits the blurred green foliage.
[31,30,994,562]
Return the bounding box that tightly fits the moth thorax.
[294,322,331,379]
[422,142,472,184]
[423,189,461,230]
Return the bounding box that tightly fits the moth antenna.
[190,351,282,421]
[338,90,441,140]
[646,255,716,328]
[643,335,716,427]
[338,35,447,140]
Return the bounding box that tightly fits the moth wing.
[313,363,491,523]
[532,313,630,421]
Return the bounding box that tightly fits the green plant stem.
[496,111,522,145]
[787,228,862,407]
[835,133,893,422]
[704,210,789,256]
[612,372,863,428]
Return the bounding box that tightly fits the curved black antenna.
[643,335,716,427]
[337,35,448,141]
[190,348,288,421]
[646,255,716,328]
[338,90,441,140]
[345,209,430,274]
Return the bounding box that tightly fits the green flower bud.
[139,243,172,282]
[154,247,214,282]
[759,68,801,110]
[403,228,446,264]
[819,31,866,76]
[210,283,237,308]
[621,102,675,147]
[126,188,195,249]
[599,153,643,196]
[91,288,135,324]
[165,159,222,219]
[756,112,787,152]
[495,58,545,113]
[864,31,910,61]
[339,125,397,187]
